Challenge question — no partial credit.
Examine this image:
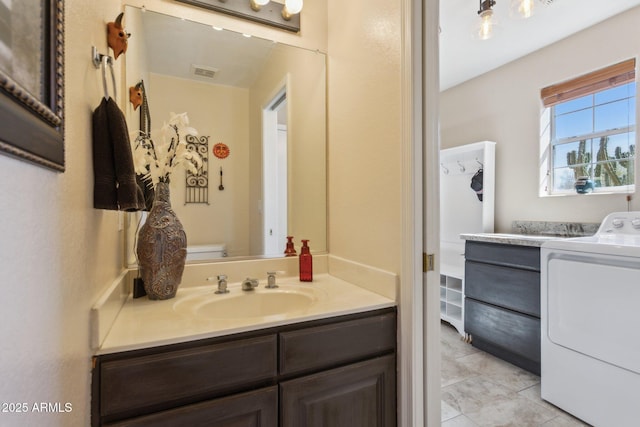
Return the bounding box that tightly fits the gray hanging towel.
[92,97,145,211]
[470,168,484,201]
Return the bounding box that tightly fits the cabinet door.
[105,386,277,427]
[280,355,396,427]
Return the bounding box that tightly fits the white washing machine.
[541,212,640,427]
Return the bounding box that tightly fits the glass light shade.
[284,0,303,14]
[510,0,535,19]
[476,10,495,40]
[254,0,270,5]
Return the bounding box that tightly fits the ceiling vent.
[539,0,554,5]
[191,64,219,79]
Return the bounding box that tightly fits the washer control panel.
[599,212,640,234]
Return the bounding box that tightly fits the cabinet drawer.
[465,299,540,368]
[465,241,540,270]
[100,335,277,418]
[105,386,277,427]
[279,312,396,377]
[465,261,540,317]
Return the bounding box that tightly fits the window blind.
[540,58,636,107]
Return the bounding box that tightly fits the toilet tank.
[186,243,227,261]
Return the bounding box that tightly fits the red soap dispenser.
[284,236,297,257]
[299,239,313,282]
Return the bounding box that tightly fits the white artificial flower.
[132,112,204,187]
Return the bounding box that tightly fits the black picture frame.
[0,0,65,172]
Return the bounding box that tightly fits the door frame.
[399,0,440,426]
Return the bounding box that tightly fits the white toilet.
[186,243,227,261]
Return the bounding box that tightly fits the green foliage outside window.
[566,136,635,189]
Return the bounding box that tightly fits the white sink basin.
[173,285,324,320]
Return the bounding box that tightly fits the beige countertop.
[95,273,396,355]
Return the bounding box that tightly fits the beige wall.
[327,0,403,273]
[0,0,127,425]
[440,7,640,231]
[148,73,251,256]
[248,43,327,255]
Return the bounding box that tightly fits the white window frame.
[540,60,637,197]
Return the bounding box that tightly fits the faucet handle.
[266,271,279,289]
[212,274,229,294]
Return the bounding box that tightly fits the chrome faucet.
[265,271,278,289]
[209,274,229,294]
[242,277,259,291]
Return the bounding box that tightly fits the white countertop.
[460,233,564,247]
[96,273,396,355]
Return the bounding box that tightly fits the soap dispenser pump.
[299,239,313,282]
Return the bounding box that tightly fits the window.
[540,59,636,195]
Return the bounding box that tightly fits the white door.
[423,0,441,425]
[263,89,288,255]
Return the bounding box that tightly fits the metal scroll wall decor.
[185,135,209,204]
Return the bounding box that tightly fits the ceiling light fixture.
[473,0,554,41]
[476,0,497,41]
[510,0,535,19]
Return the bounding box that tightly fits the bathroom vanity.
[92,308,396,426]
[91,270,397,426]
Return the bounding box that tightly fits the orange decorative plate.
[213,142,230,159]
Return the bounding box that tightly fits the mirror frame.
[0,0,65,172]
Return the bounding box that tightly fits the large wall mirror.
[124,5,327,263]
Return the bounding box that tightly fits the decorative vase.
[136,181,187,300]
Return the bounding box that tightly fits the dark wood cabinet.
[92,308,397,427]
[279,312,396,377]
[465,261,540,317]
[99,335,277,420]
[105,386,278,427]
[280,355,396,427]
[464,241,541,375]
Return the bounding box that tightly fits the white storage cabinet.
[439,141,495,337]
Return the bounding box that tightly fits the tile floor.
[440,321,591,427]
